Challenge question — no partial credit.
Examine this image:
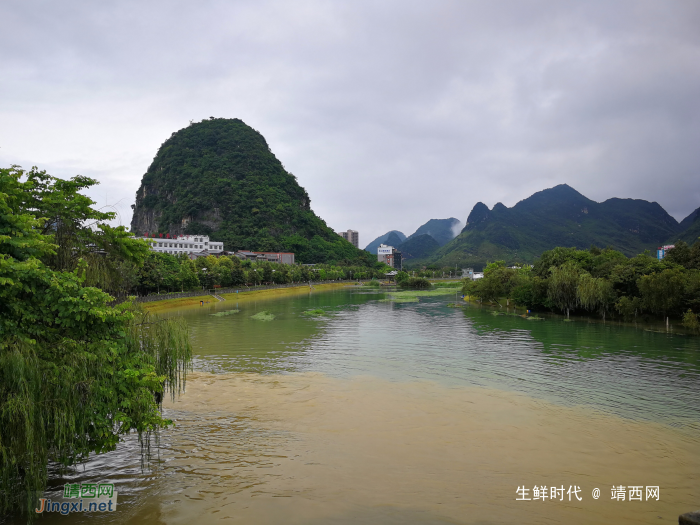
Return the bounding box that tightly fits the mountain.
[406,218,462,246]
[364,230,406,254]
[671,207,700,245]
[130,118,372,264]
[423,184,679,269]
[398,234,441,261]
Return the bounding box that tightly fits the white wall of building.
[141,235,224,255]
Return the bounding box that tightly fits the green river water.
[24,286,700,524]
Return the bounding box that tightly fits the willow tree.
[0,167,192,517]
[577,273,616,320]
[548,261,581,318]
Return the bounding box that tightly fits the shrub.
[400,277,431,289]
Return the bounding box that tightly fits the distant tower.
[339,229,359,248]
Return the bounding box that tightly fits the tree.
[0,167,192,516]
[577,273,616,320]
[395,271,410,285]
[548,261,581,318]
[17,166,151,294]
[664,241,691,268]
[637,268,686,319]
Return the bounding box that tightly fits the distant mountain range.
[364,218,461,261]
[364,230,407,255]
[366,184,699,269]
[677,207,700,245]
[405,218,461,246]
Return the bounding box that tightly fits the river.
[29,286,700,524]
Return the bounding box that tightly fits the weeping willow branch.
[0,303,192,519]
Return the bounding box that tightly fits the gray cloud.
[1,0,699,247]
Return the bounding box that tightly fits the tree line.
[131,252,396,295]
[462,243,700,331]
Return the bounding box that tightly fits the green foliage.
[399,277,432,289]
[548,261,582,318]
[577,273,615,319]
[682,310,700,334]
[461,242,700,326]
[395,271,410,285]
[250,311,275,321]
[302,309,327,316]
[637,268,686,318]
[615,296,642,320]
[131,118,373,265]
[0,166,192,516]
[210,309,239,317]
[16,166,151,295]
[382,287,461,302]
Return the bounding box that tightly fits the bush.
[400,277,431,289]
[683,309,700,333]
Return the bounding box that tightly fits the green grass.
[431,280,463,288]
[210,309,240,317]
[380,287,461,302]
[251,311,275,321]
[302,309,327,316]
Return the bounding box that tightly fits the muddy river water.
[32,287,700,524]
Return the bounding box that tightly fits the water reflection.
[173,289,700,430]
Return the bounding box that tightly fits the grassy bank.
[143,282,356,313]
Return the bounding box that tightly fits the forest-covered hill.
[414,184,680,269]
[672,207,700,245]
[130,118,374,264]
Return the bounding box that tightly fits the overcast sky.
[2,0,699,248]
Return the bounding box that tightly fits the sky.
[2,0,699,249]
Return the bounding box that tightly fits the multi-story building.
[338,229,359,248]
[140,234,224,255]
[377,244,402,270]
[235,251,295,265]
[657,245,675,260]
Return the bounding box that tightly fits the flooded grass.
[210,309,240,317]
[251,311,275,321]
[380,287,462,302]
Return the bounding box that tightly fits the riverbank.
[143,282,357,313]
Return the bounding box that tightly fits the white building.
[141,234,224,255]
[377,243,393,262]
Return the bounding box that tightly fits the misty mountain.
[406,218,462,246]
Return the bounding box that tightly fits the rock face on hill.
[130,118,370,264]
[427,184,680,269]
